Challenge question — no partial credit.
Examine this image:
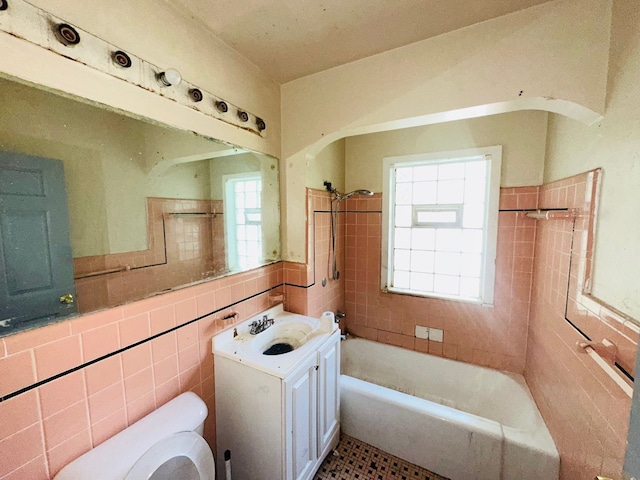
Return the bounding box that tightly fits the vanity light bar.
[0,0,266,135]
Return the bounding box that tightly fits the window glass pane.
[464,178,486,204]
[237,226,246,240]
[460,277,480,298]
[413,165,438,181]
[410,250,434,273]
[236,212,245,224]
[394,228,411,249]
[247,225,259,241]
[394,249,411,270]
[395,184,413,205]
[396,167,413,182]
[462,229,483,253]
[410,272,434,292]
[235,192,244,209]
[416,209,457,224]
[245,192,258,208]
[435,229,462,252]
[465,160,487,179]
[461,253,482,277]
[434,274,459,295]
[411,228,436,250]
[234,181,244,192]
[395,205,412,227]
[463,203,485,228]
[434,252,461,275]
[438,162,465,180]
[437,179,464,204]
[412,181,437,204]
[393,270,410,289]
[246,212,261,223]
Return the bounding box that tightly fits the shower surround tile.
[525,169,636,479]
[342,189,536,374]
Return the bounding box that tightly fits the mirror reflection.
[0,76,280,334]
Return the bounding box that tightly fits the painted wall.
[543,0,640,320]
[345,111,548,192]
[281,0,612,263]
[306,139,346,193]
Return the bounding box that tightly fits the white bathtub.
[340,338,559,480]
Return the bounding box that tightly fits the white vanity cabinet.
[214,326,340,480]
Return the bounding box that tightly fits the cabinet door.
[317,332,340,457]
[285,356,318,480]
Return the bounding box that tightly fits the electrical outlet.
[415,325,429,339]
[429,328,444,343]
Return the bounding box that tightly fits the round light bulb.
[159,68,182,87]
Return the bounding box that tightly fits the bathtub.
[340,338,559,480]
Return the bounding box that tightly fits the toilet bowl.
[54,392,215,480]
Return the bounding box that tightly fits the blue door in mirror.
[0,152,76,334]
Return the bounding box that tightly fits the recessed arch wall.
[281,0,612,262]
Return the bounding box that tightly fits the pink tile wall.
[0,262,283,479]
[284,189,345,319]
[525,169,636,480]
[341,189,538,374]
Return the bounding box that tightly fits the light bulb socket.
[158,68,182,87]
[237,110,249,122]
[55,23,81,46]
[256,117,266,132]
[189,89,203,102]
[112,50,132,68]
[215,101,229,113]
[0,0,8,11]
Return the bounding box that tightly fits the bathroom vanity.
[213,305,340,480]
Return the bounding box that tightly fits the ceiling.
[172,0,553,84]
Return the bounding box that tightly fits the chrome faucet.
[249,315,274,335]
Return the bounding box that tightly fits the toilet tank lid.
[54,392,208,480]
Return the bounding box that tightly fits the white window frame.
[381,146,502,306]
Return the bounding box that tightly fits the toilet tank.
[54,392,208,480]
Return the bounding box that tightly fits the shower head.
[340,189,374,201]
[324,180,374,201]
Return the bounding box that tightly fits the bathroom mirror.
[0,75,280,335]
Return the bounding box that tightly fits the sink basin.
[251,322,317,355]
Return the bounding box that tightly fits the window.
[381,146,501,305]
[224,173,263,270]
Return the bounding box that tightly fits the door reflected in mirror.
[0,76,280,335]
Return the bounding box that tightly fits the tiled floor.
[314,434,449,480]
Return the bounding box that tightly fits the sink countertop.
[212,304,338,379]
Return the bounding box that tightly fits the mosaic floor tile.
[314,433,449,480]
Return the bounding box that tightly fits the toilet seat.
[125,431,215,480]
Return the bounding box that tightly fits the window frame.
[381,146,502,306]
[223,172,263,271]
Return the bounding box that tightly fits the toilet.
[54,392,215,480]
